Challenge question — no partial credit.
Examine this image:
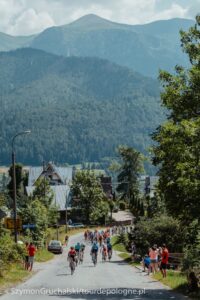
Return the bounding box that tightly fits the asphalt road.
[1,233,189,300]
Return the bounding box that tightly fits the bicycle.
[108,250,112,261]
[74,254,79,266]
[91,252,97,266]
[102,251,107,262]
[69,257,75,275]
[79,250,84,264]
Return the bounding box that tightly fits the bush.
[129,215,186,255]
[182,231,200,272]
[0,233,25,276]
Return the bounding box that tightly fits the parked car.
[68,223,85,228]
[48,240,63,254]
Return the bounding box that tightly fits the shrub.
[0,233,25,276]
[129,215,186,255]
[182,231,200,272]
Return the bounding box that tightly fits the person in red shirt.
[160,244,169,278]
[28,242,36,271]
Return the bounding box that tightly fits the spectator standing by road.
[160,244,169,278]
[28,242,37,271]
[142,254,151,273]
[149,245,158,274]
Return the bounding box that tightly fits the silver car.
[48,240,63,254]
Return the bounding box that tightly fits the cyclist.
[68,247,76,275]
[79,243,85,263]
[75,242,81,254]
[91,241,99,266]
[102,243,107,261]
[106,236,111,245]
[99,234,103,247]
[68,246,76,261]
[75,242,81,264]
[89,231,94,243]
[65,235,69,245]
[107,242,113,260]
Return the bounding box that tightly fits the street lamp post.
[11,130,31,243]
[55,191,59,240]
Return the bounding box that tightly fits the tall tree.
[71,170,107,224]
[20,199,49,246]
[117,145,144,208]
[7,164,23,198]
[32,177,54,208]
[152,16,200,222]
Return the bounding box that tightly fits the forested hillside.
[0,48,164,167]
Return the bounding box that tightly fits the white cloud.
[148,3,188,23]
[0,0,24,32]
[8,8,55,36]
[0,0,197,36]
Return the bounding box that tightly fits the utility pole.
[12,150,17,243]
[55,191,59,240]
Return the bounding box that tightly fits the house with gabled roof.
[26,162,73,224]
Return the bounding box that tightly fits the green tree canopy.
[152,15,200,223]
[7,164,23,198]
[20,199,49,246]
[117,145,144,208]
[32,177,54,208]
[71,170,107,224]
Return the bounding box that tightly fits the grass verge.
[111,235,127,252]
[153,270,200,299]
[35,248,54,262]
[111,236,140,267]
[153,270,187,291]
[118,252,140,267]
[0,263,30,293]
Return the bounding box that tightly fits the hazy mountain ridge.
[0,15,194,77]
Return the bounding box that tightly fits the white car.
[68,223,85,228]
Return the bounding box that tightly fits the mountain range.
[0,14,193,170]
[0,14,194,77]
[0,48,164,170]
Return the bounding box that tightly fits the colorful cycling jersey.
[91,243,98,252]
[107,239,111,245]
[75,244,81,251]
[107,243,112,250]
[102,245,107,253]
[68,249,76,257]
[80,244,85,251]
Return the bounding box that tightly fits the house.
[26,162,73,224]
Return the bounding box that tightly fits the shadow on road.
[56,273,72,276]
[48,287,186,300]
[81,265,97,268]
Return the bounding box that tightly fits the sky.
[0,0,199,36]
